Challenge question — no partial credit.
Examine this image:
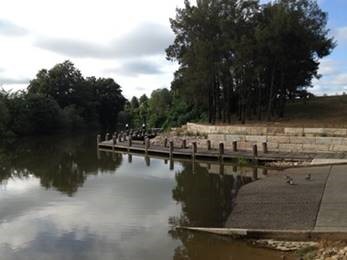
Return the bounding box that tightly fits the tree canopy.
[166,0,335,124]
[0,61,125,136]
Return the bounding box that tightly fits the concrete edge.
[177,226,347,241]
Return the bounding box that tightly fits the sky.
[0,0,346,99]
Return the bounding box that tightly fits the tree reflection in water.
[0,135,122,196]
[170,161,261,260]
[171,161,254,227]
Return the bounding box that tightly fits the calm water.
[0,135,293,260]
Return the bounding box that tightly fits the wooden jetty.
[97,133,316,164]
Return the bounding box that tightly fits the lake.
[0,135,293,259]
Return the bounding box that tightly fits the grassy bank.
[208,95,347,128]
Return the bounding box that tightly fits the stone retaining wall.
[187,123,347,137]
[186,123,347,153]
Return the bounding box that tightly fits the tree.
[148,88,172,127]
[167,0,335,124]
[0,90,10,136]
[92,78,125,131]
[6,92,62,135]
[130,96,139,109]
[28,60,86,108]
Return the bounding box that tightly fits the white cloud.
[318,59,339,76]
[34,23,174,59]
[0,156,182,259]
[335,27,347,45]
[331,73,347,86]
[0,0,185,98]
[0,19,28,36]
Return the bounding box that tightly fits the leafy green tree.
[28,60,86,108]
[148,88,172,127]
[167,0,335,124]
[138,101,149,127]
[7,93,62,135]
[0,91,10,136]
[92,78,125,131]
[130,96,139,109]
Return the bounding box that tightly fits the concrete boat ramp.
[182,165,347,240]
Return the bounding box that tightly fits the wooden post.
[97,134,101,146]
[232,141,237,152]
[128,136,132,148]
[219,142,224,160]
[123,133,127,142]
[182,139,187,149]
[207,140,211,150]
[262,168,268,176]
[169,158,174,170]
[112,135,116,152]
[262,142,268,154]
[145,138,150,154]
[253,167,258,180]
[169,141,174,159]
[192,142,197,158]
[164,138,168,148]
[253,144,258,157]
[105,133,110,141]
[145,156,150,167]
[219,162,224,175]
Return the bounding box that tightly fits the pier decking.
[97,137,316,164]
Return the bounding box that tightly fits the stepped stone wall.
[186,123,347,153]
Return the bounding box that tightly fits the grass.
[209,95,347,128]
[296,246,318,260]
[282,95,347,128]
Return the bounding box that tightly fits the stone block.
[303,128,325,137]
[225,134,244,142]
[284,127,304,136]
[208,134,225,142]
[331,145,347,152]
[324,128,347,137]
[289,136,316,144]
[278,143,303,152]
[302,144,330,152]
[266,127,284,135]
[249,127,267,136]
[316,137,344,145]
[267,142,279,150]
[238,142,253,150]
[267,136,290,144]
[245,135,267,143]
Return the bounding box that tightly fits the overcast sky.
[0,0,346,98]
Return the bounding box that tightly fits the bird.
[305,174,312,181]
[285,176,294,185]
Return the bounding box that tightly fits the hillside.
[214,95,347,128]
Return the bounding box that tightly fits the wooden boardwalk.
[97,139,315,163]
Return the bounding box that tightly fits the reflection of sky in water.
[0,155,182,260]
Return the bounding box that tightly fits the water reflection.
[0,135,122,196]
[0,137,288,260]
[170,162,259,227]
[170,231,292,260]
